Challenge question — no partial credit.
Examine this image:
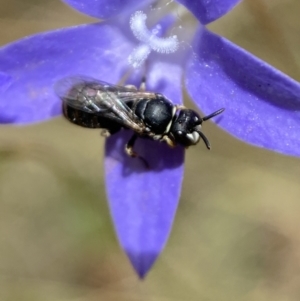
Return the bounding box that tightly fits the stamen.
[128,11,179,68]
[128,44,151,68]
[148,35,178,53]
[130,11,150,43]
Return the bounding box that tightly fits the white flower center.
[128,11,179,68]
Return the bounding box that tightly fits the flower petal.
[0,72,15,123]
[0,23,134,124]
[105,61,184,278]
[177,0,242,25]
[62,0,152,19]
[0,71,12,90]
[185,28,300,157]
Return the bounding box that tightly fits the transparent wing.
[55,75,138,112]
[55,76,146,133]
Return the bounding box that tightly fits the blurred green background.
[1,0,300,300]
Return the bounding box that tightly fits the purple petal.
[62,0,152,19]
[0,72,12,90]
[185,28,300,157]
[105,62,184,278]
[0,72,14,123]
[0,23,134,124]
[177,0,242,25]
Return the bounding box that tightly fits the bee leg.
[139,76,146,92]
[125,134,149,169]
[162,135,176,148]
[101,127,121,137]
[101,129,111,137]
[175,105,187,110]
[124,84,138,90]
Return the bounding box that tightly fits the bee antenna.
[203,108,225,122]
[198,131,211,150]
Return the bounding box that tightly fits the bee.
[55,76,224,163]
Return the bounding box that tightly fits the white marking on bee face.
[186,131,200,144]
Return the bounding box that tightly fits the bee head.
[170,108,225,148]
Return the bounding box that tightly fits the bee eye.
[194,117,199,122]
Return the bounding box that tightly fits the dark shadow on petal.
[0,114,18,124]
[177,0,242,25]
[0,72,12,93]
[105,130,184,176]
[212,114,225,125]
[126,250,159,279]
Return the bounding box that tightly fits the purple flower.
[1,0,300,278]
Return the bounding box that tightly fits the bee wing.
[55,76,146,133]
[55,75,138,112]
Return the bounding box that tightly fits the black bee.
[55,76,224,161]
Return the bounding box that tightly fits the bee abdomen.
[63,104,122,135]
[63,104,102,128]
